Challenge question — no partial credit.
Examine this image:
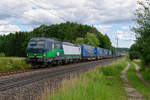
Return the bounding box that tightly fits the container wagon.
[107,50,112,58]
[96,47,103,60]
[81,44,97,60]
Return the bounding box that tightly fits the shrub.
[0,53,5,57]
[0,57,31,72]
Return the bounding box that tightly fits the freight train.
[26,38,119,67]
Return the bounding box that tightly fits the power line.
[0,0,67,26]
[27,0,67,22]
[0,3,46,26]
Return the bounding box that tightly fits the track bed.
[0,57,119,100]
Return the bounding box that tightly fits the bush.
[129,51,139,60]
[129,44,140,60]
[99,60,126,76]
[0,53,5,57]
[0,57,31,72]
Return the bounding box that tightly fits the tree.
[132,0,150,66]
[75,32,100,47]
[75,37,85,44]
[129,44,140,60]
[84,32,100,47]
[0,22,114,57]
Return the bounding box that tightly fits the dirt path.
[134,63,150,87]
[121,63,144,100]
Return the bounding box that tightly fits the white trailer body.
[62,42,81,56]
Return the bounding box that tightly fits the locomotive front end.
[26,38,49,66]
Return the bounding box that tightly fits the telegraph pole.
[116,32,119,56]
[117,36,118,49]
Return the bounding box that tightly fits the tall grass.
[0,57,31,72]
[46,58,127,100]
[126,63,150,99]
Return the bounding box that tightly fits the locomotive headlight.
[43,53,46,57]
[56,52,60,56]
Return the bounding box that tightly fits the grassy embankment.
[126,61,150,99]
[0,57,31,72]
[45,58,127,100]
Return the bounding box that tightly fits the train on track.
[26,37,120,67]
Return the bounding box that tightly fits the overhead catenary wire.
[27,0,67,22]
[0,0,69,34]
[0,0,67,26]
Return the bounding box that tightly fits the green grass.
[126,63,150,100]
[140,69,150,83]
[0,57,31,72]
[133,60,141,66]
[46,58,127,100]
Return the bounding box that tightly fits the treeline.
[129,0,150,67]
[116,48,129,54]
[0,22,115,57]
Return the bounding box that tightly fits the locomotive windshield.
[28,40,45,49]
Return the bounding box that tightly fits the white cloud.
[0,20,21,35]
[0,20,9,24]
[121,26,130,30]
[94,25,112,34]
[116,30,136,41]
[22,9,63,25]
[0,0,138,25]
[0,0,138,48]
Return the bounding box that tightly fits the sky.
[0,0,138,48]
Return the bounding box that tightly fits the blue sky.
[0,0,138,48]
[94,23,136,48]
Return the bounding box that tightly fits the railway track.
[0,58,117,92]
[0,69,35,77]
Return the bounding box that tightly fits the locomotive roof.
[30,37,55,42]
[62,42,80,46]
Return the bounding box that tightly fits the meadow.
[0,57,31,72]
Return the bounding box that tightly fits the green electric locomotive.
[26,38,81,67]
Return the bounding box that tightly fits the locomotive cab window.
[28,40,45,49]
[54,42,61,49]
[46,41,52,51]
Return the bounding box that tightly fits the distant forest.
[116,48,129,54]
[0,22,115,57]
